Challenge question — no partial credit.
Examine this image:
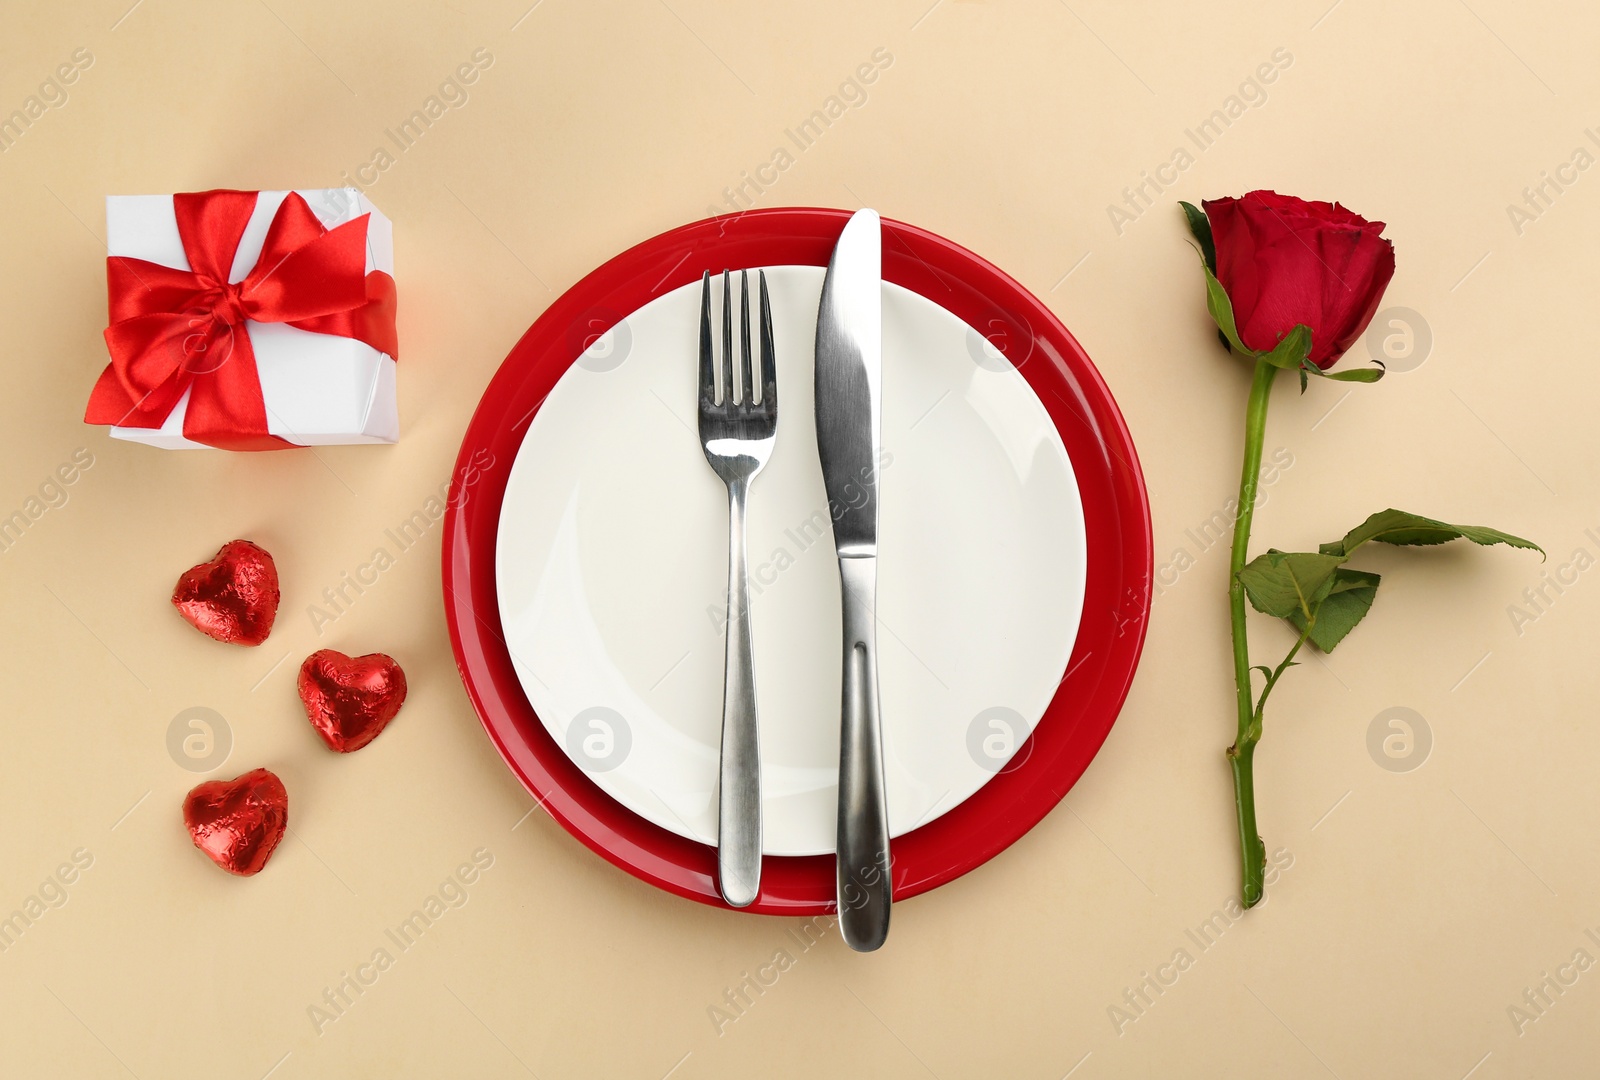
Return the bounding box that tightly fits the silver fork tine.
[721,270,735,405]
[758,271,776,408]
[699,271,715,406]
[739,270,754,407]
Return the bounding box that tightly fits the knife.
[814,208,891,952]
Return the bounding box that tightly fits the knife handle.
[836,554,891,951]
[717,477,762,908]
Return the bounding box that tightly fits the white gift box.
[104,188,397,449]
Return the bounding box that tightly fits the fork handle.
[717,477,762,907]
[836,554,891,951]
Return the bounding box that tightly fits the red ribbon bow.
[85,189,398,450]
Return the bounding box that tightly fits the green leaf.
[1303,361,1385,383]
[1238,549,1347,620]
[1258,324,1312,371]
[1288,568,1380,653]
[1180,201,1216,273]
[1201,266,1253,356]
[1327,509,1545,559]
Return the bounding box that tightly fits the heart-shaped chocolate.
[298,649,408,753]
[172,539,279,646]
[183,768,288,876]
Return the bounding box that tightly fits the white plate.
[495,266,1086,856]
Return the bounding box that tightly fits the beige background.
[0,0,1594,1076]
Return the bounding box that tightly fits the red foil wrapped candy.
[298,650,408,753]
[172,540,279,646]
[183,768,288,876]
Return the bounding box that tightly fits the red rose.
[1204,190,1396,369]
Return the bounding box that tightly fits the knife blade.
[814,208,891,952]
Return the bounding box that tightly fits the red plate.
[443,208,1151,914]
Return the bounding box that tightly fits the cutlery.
[814,209,891,951]
[699,268,777,908]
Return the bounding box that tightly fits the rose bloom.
[1203,190,1396,369]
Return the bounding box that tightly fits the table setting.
[448,205,1149,937]
[3,3,1591,1076]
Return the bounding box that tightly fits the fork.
[699,269,777,908]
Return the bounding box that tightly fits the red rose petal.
[1203,190,1395,369]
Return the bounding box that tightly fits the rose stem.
[1228,357,1277,909]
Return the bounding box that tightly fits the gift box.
[84,188,398,450]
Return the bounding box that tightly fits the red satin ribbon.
[85,189,398,450]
